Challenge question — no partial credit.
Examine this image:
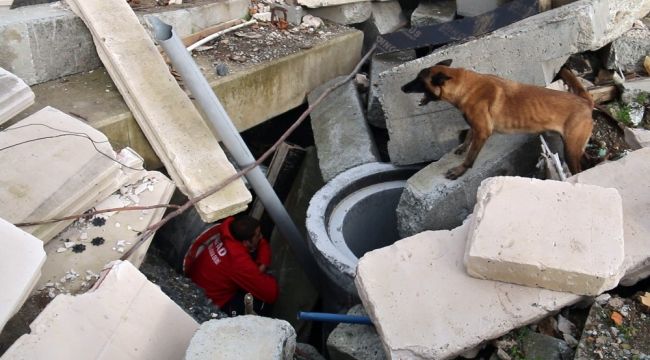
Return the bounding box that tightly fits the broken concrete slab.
[456,0,509,17]
[568,148,650,286]
[0,106,142,243]
[0,67,34,126]
[0,1,248,86]
[67,0,252,222]
[367,50,416,128]
[297,0,368,9]
[308,2,372,25]
[358,1,406,51]
[605,25,650,74]
[379,0,650,164]
[465,176,625,296]
[625,127,650,149]
[327,305,386,360]
[0,217,45,332]
[185,316,297,360]
[3,261,199,359]
[355,222,582,360]
[397,134,539,237]
[411,0,456,27]
[35,171,175,298]
[308,76,380,182]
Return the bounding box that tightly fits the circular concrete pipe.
[306,163,420,297]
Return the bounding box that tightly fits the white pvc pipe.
[149,17,319,283]
[186,19,257,52]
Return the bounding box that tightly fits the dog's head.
[401,59,453,106]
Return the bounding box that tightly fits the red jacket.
[186,217,278,308]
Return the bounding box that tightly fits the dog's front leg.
[454,128,472,155]
[446,129,489,180]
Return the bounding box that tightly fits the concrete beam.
[308,76,380,182]
[397,134,539,237]
[355,222,581,359]
[465,176,625,296]
[378,0,650,165]
[0,1,248,85]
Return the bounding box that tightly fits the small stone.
[608,297,625,309]
[56,247,67,253]
[215,63,229,76]
[91,237,105,246]
[596,293,612,305]
[72,244,86,253]
[611,311,624,326]
[64,242,75,248]
[622,343,632,350]
[79,232,88,240]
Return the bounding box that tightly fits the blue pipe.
[297,311,373,325]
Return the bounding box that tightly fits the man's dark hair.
[230,215,260,241]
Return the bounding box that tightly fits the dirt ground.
[583,110,631,169]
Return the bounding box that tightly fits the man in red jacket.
[187,215,278,316]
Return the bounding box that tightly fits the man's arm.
[230,251,278,303]
[255,238,272,272]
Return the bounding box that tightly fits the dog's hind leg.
[563,116,593,174]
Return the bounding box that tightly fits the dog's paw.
[445,166,467,180]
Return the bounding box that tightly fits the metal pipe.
[149,17,318,283]
[297,311,373,325]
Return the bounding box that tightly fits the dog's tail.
[559,67,594,109]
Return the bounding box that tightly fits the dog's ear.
[431,72,452,86]
[435,59,453,67]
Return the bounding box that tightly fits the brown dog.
[401,59,594,179]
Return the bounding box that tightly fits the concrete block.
[397,134,539,237]
[367,50,416,128]
[185,316,297,360]
[379,0,650,165]
[0,217,45,332]
[0,67,34,126]
[465,176,625,296]
[355,223,582,360]
[411,0,456,27]
[568,148,650,286]
[327,305,386,360]
[456,0,509,17]
[3,261,200,359]
[308,2,372,25]
[308,76,381,182]
[358,1,406,51]
[270,3,307,25]
[605,26,650,74]
[624,127,650,149]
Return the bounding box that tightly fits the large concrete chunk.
[67,0,252,222]
[355,223,581,360]
[397,134,539,237]
[3,261,199,359]
[308,76,380,181]
[568,148,650,286]
[327,305,386,360]
[0,106,141,243]
[0,217,45,332]
[456,0,509,17]
[465,176,625,296]
[605,26,650,73]
[367,50,416,128]
[185,316,296,360]
[308,3,372,25]
[380,0,650,164]
[0,67,34,126]
[411,0,456,27]
[358,1,406,51]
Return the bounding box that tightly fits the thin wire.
[0,123,145,171]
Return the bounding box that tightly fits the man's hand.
[258,264,267,273]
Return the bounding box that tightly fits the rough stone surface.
[411,0,456,27]
[465,176,625,296]
[358,1,406,51]
[308,76,380,182]
[397,134,539,237]
[625,127,650,149]
[327,305,386,360]
[568,148,650,286]
[185,316,297,360]
[3,261,199,359]
[367,50,416,128]
[297,0,369,9]
[295,342,326,360]
[0,1,248,86]
[521,331,574,360]
[355,223,581,360]
[456,0,509,17]
[0,217,45,333]
[605,26,650,74]
[379,0,650,164]
[308,2,372,25]
[0,67,34,126]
